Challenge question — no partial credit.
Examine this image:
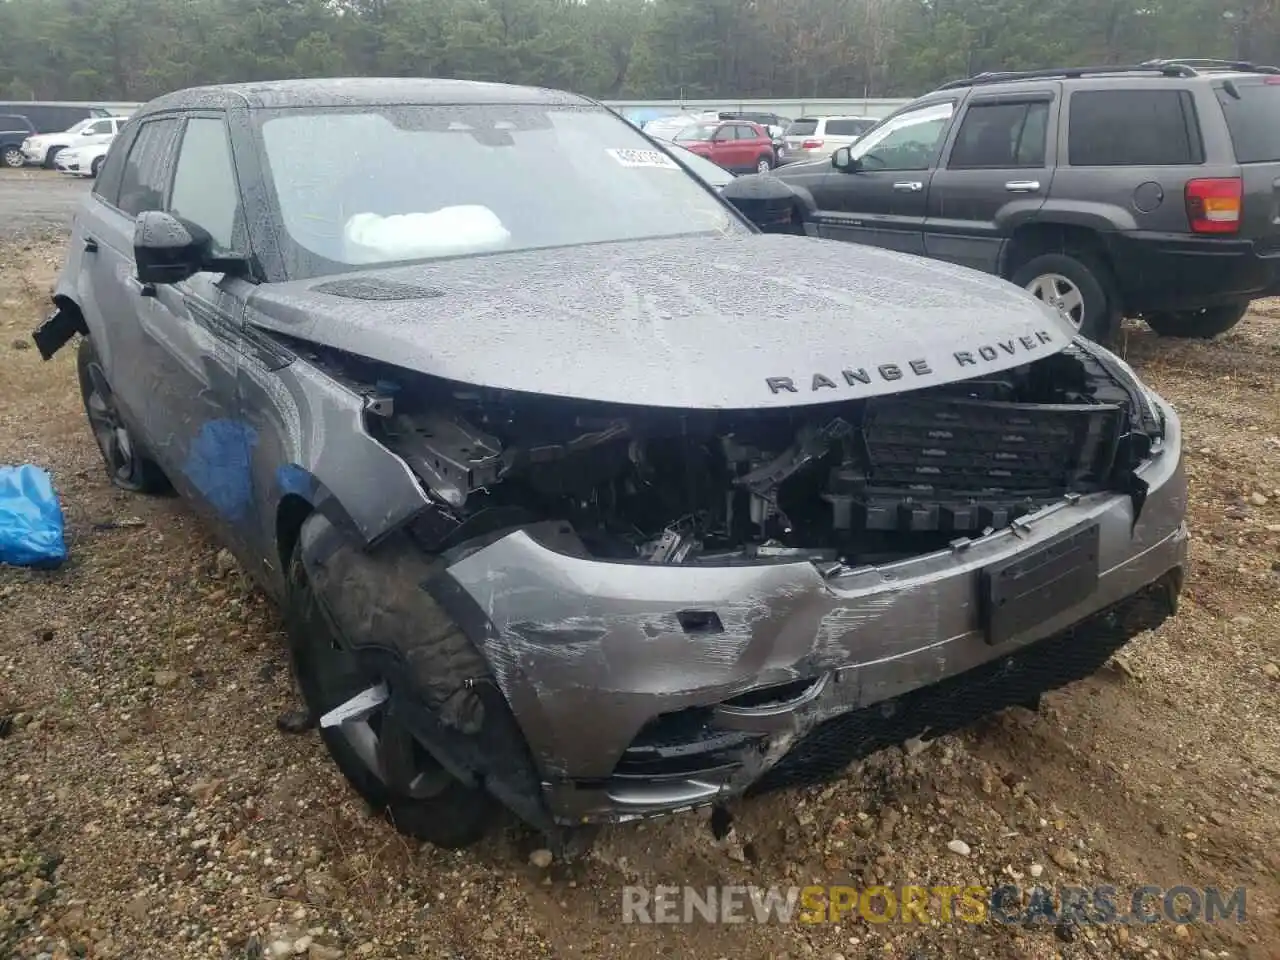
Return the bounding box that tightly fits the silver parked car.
[35,78,1187,851]
[780,115,879,164]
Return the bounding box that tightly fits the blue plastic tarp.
[0,465,68,568]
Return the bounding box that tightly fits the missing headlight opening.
[343,342,1161,567]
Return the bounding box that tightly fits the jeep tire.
[1011,251,1119,345]
[1144,302,1249,339]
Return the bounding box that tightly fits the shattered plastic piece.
[0,465,67,568]
[319,683,389,728]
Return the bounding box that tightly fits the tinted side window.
[825,119,861,136]
[1216,81,1280,163]
[1069,90,1203,166]
[170,117,242,253]
[92,126,134,206]
[117,118,181,216]
[949,101,1050,169]
[734,124,759,140]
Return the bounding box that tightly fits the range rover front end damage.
[294,334,1187,834]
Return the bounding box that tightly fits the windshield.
[786,119,819,137]
[62,119,92,135]
[257,104,745,279]
[675,124,718,142]
[850,102,955,169]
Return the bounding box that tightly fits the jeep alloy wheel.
[1025,272,1084,329]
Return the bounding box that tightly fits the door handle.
[127,276,157,298]
[1005,180,1042,193]
[893,181,924,192]
[83,237,98,253]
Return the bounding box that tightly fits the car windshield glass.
[257,104,745,279]
[850,102,954,167]
[786,119,819,136]
[674,123,718,142]
[63,119,92,135]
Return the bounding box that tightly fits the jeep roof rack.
[937,58,1280,91]
[1140,57,1280,75]
[934,63,1198,91]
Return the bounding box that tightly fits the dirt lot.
[1,169,1278,960]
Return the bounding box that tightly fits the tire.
[1,146,23,168]
[284,542,497,849]
[90,155,103,178]
[43,146,63,169]
[1010,251,1119,344]
[1144,302,1249,339]
[756,155,773,173]
[77,338,171,493]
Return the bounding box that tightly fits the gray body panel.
[247,234,1073,410]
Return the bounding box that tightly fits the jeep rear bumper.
[440,397,1188,825]
[1104,231,1280,313]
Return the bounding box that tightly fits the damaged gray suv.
[34,78,1189,850]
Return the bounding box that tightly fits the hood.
[246,233,1074,410]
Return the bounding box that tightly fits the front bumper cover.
[438,396,1188,825]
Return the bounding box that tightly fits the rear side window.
[787,119,819,136]
[734,124,761,139]
[1069,90,1203,166]
[116,118,182,217]
[950,101,1050,168]
[824,119,863,136]
[1216,80,1280,163]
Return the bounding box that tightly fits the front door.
[814,100,957,256]
[138,115,258,549]
[75,116,185,450]
[924,93,1056,273]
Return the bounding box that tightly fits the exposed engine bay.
[315,343,1160,568]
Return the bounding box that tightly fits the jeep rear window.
[1216,80,1280,163]
[786,119,819,136]
[1069,90,1203,166]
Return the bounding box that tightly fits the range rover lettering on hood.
[767,329,1059,395]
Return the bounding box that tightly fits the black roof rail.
[934,62,1198,91]
[1140,57,1280,75]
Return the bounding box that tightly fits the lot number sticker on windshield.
[607,148,680,169]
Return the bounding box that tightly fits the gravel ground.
[0,207,1277,960]
[0,169,89,240]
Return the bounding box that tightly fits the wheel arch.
[1001,220,1121,300]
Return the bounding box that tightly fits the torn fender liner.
[297,513,549,826]
[31,306,87,361]
[298,513,488,723]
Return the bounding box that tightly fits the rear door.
[708,124,738,169]
[815,99,958,255]
[75,116,184,446]
[924,91,1055,273]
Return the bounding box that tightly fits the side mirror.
[133,211,210,286]
[831,147,859,172]
[721,176,802,234]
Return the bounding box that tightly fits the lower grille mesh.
[858,395,1125,532]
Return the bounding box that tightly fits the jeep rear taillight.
[801,139,824,150]
[1185,178,1242,234]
